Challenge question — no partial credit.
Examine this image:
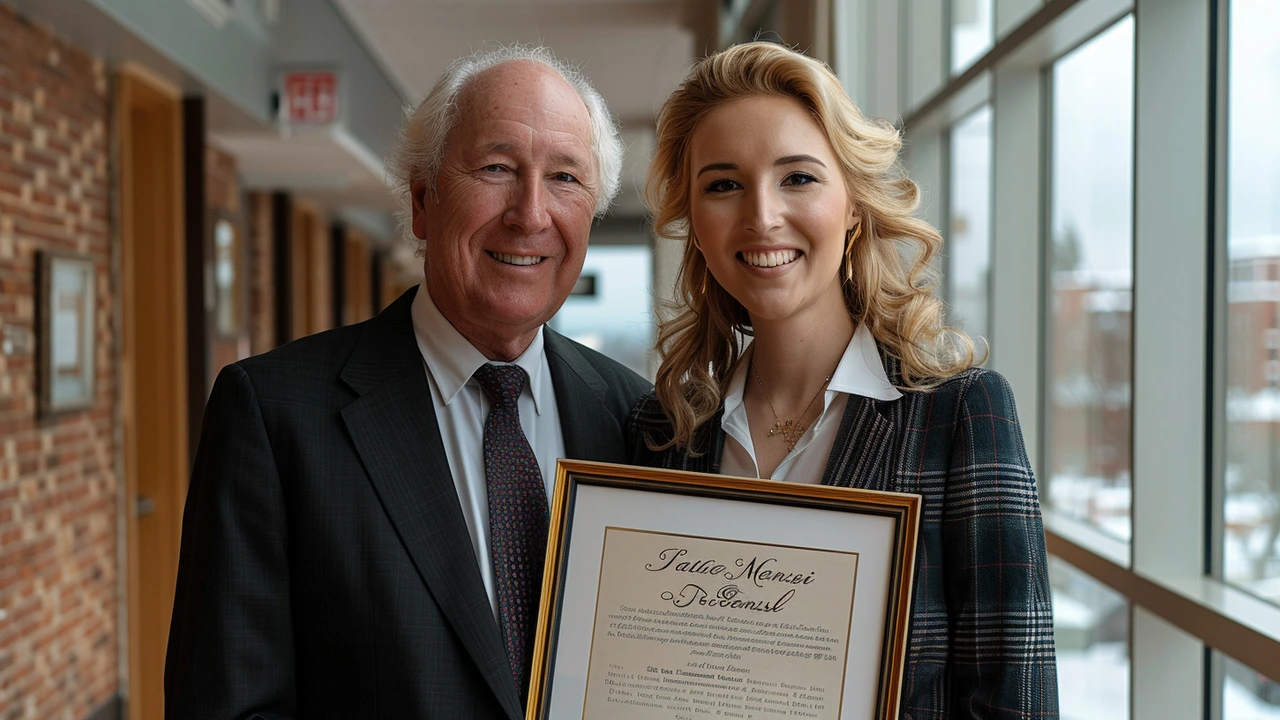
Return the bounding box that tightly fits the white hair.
[388,44,624,247]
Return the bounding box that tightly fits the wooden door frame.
[117,64,187,720]
[288,200,313,340]
[288,199,334,339]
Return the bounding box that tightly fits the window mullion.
[1130,0,1215,716]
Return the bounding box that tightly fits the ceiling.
[332,0,699,124]
[214,0,704,243]
[329,0,703,216]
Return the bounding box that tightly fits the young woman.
[628,42,1059,718]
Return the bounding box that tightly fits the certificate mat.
[528,460,921,720]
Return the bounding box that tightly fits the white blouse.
[719,324,902,482]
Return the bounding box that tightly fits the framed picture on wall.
[205,209,251,395]
[38,251,96,416]
[209,210,247,340]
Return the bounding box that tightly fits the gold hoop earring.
[699,266,709,296]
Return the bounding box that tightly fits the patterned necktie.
[473,362,549,700]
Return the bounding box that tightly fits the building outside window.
[1223,0,1280,610]
[1045,16,1136,542]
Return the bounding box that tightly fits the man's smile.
[487,251,546,266]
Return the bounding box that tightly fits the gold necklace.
[751,362,832,452]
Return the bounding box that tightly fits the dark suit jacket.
[165,286,651,720]
[628,365,1059,720]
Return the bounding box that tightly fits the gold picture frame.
[528,459,921,720]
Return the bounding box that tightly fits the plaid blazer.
[627,365,1059,720]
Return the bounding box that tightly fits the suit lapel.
[820,346,903,490]
[544,328,626,463]
[340,288,524,720]
[820,394,899,491]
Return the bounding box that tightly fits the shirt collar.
[829,323,903,402]
[409,282,549,415]
[722,323,902,429]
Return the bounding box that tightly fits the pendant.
[768,419,805,452]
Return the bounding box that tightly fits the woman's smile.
[738,248,801,269]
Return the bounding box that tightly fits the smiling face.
[410,60,598,359]
[688,95,856,328]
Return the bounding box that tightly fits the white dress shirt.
[409,282,565,618]
[720,323,902,482]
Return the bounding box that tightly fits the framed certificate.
[528,460,921,720]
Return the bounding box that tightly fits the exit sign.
[283,71,338,125]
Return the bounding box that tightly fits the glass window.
[951,0,993,73]
[1044,16,1136,541]
[947,104,992,344]
[1222,652,1280,718]
[549,245,655,380]
[1223,0,1280,605]
[1051,557,1130,720]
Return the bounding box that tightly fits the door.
[118,66,187,720]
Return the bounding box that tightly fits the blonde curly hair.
[648,42,980,451]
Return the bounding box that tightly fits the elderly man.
[165,46,650,719]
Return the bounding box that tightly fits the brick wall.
[0,5,119,719]
[246,191,275,356]
[206,145,239,217]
